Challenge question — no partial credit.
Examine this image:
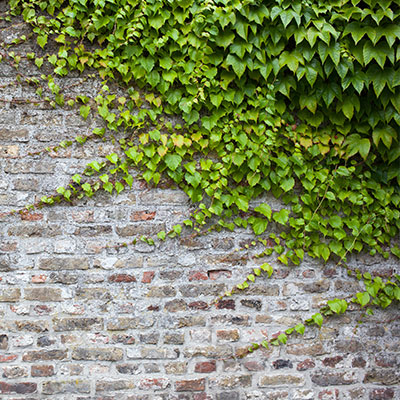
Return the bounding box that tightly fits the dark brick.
[0,334,8,350]
[15,320,49,333]
[297,359,316,371]
[369,388,395,400]
[322,355,343,367]
[272,359,293,369]
[240,299,262,311]
[37,336,56,347]
[216,299,235,310]
[188,301,209,310]
[216,392,240,400]
[116,363,140,375]
[352,356,366,368]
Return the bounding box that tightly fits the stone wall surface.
[0,6,399,399]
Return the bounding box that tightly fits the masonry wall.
[0,8,399,400]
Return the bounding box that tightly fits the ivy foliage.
[4,0,400,266]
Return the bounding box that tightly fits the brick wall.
[0,9,399,400]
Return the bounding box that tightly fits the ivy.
[1,0,400,354]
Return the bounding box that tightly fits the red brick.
[31,275,47,283]
[175,379,205,392]
[207,269,232,280]
[131,211,156,221]
[108,274,136,283]
[188,271,208,281]
[0,355,17,362]
[244,361,264,371]
[138,378,169,390]
[0,381,37,394]
[195,361,216,373]
[188,301,208,310]
[31,365,54,377]
[20,213,43,221]
[142,271,155,283]
[297,359,316,371]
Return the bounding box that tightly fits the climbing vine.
[1,0,400,354]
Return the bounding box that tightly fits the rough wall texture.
[0,8,400,400]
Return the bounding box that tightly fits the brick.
[116,363,140,375]
[188,271,208,281]
[31,365,54,377]
[8,224,62,237]
[364,369,400,385]
[207,269,233,280]
[369,389,395,400]
[322,355,343,367]
[183,345,232,359]
[240,299,262,310]
[42,381,90,394]
[0,128,29,141]
[142,271,155,283]
[188,301,209,310]
[138,378,170,390]
[175,379,205,392]
[116,223,165,237]
[195,361,216,373]
[4,160,56,174]
[31,274,47,283]
[0,382,37,394]
[23,350,67,362]
[179,283,226,297]
[297,359,316,371]
[210,375,252,389]
[75,288,111,300]
[72,348,123,361]
[112,334,136,345]
[259,374,305,386]
[96,380,135,392]
[20,212,43,221]
[139,332,159,344]
[216,392,240,400]
[272,359,293,369]
[15,320,49,332]
[131,211,156,221]
[216,299,235,310]
[0,354,17,362]
[0,288,20,302]
[287,342,325,356]
[0,144,19,157]
[210,315,249,326]
[147,285,176,297]
[24,287,63,301]
[53,317,103,331]
[165,361,187,375]
[0,334,8,350]
[311,370,357,386]
[107,317,154,330]
[127,347,179,360]
[165,299,187,312]
[39,257,89,270]
[2,366,28,378]
[164,333,185,345]
[217,330,240,342]
[108,274,136,283]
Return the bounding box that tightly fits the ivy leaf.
[356,292,370,307]
[165,154,182,171]
[294,323,305,335]
[254,203,272,220]
[312,313,324,327]
[273,209,290,225]
[252,218,268,235]
[226,54,246,78]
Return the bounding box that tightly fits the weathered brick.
[216,392,240,400]
[240,299,262,311]
[72,348,123,361]
[8,224,62,237]
[259,374,305,386]
[147,285,176,297]
[216,330,240,342]
[116,363,140,375]
[183,345,232,359]
[188,271,208,281]
[369,388,395,400]
[165,299,187,312]
[24,287,63,301]
[107,317,154,331]
[0,334,8,350]
[179,283,226,297]
[364,369,400,385]
[297,359,316,371]
[311,370,357,386]
[108,273,136,283]
[165,361,187,375]
[0,128,29,141]
[75,287,111,300]
[131,211,156,221]
[74,225,113,236]
[164,333,185,345]
[0,382,37,394]
[2,366,28,378]
[175,379,205,392]
[31,365,54,377]
[210,375,252,389]
[0,354,17,362]
[116,223,165,237]
[42,380,90,394]
[287,342,326,356]
[272,359,293,369]
[0,289,20,302]
[39,257,89,270]
[53,317,103,331]
[15,320,49,332]
[138,378,170,390]
[23,350,67,362]
[142,271,155,283]
[216,299,235,310]
[127,347,179,360]
[96,380,135,392]
[322,355,343,367]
